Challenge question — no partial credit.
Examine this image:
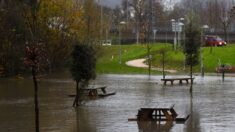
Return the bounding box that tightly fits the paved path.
[126,58,177,73]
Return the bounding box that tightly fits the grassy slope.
[97,44,235,74]
[97,44,163,74]
[203,45,235,72]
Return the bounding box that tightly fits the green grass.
[203,45,235,72]
[96,43,235,74]
[97,44,164,74]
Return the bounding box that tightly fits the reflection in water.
[138,121,173,132]
[0,75,235,132]
[71,108,96,132]
[184,93,201,132]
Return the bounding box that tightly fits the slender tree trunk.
[162,53,165,79]
[147,45,151,77]
[190,55,193,93]
[73,81,79,107]
[224,25,228,43]
[32,66,39,132]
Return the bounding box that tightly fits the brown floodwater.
[0,73,235,132]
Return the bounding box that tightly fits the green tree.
[184,15,201,92]
[36,0,83,71]
[70,44,96,107]
[81,0,100,44]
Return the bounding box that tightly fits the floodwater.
[0,73,235,132]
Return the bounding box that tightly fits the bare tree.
[217,0,234,43]
[129,0,147,44]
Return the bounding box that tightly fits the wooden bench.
[161,77,194,85]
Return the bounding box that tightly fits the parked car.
[205,35,226,46]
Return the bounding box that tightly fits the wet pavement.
[0,74,235,132]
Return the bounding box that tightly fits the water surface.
[0,74,235,132]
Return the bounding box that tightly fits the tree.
[129,0,147,43]
[81,0,100,44]
[184,14,201,93]
[70,44,96,107]
[217,1,234,43]
[21,1,45,132]
[36,0,85,71]
[159,48,168,79]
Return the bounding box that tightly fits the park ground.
[96,43,235,75]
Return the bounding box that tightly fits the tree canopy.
[70,44,96,83]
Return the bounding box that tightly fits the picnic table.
[129,105,190,123]
[84,85,115,97]
[161,77,194,85]
[68,85,115,98]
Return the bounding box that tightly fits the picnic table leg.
[162,110,173,121]
[101,88,106,94]
[186,80,189,84]
[179,80,182,84]
[170,108,178,119]
[89,89,98,97]
[164,81,167,85]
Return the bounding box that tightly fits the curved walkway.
[126,58,177,73]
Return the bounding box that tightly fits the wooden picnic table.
[137,105,177,121]
[84,86,107,96]
[161,77,194,85]
[68,85,115,98]
[129,104,190,123]
[84,86,115,97]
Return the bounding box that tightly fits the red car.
[205,35,226,46]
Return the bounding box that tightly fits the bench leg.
[164,81,167,85]
[186,80,189,84]
[171,81,173,85]
[179,80,182,84]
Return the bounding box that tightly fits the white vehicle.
[102,40,112,46]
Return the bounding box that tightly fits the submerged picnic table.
[161,77,194,85]
[68,85,115,98]
[84,85,116,97]
[129,105,190,123]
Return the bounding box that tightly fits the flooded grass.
[0,74,235,132]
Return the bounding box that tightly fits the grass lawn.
[96,44,162,74]
[96,43,235,74]
[203,45,235,72]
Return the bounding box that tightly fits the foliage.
[36,0,83,70]
[81,0,100,44]
[184,17,201,67]
[70,44,96,83]
[0,0,101,76]
[23,43,47,73]
[0,2,27,76]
